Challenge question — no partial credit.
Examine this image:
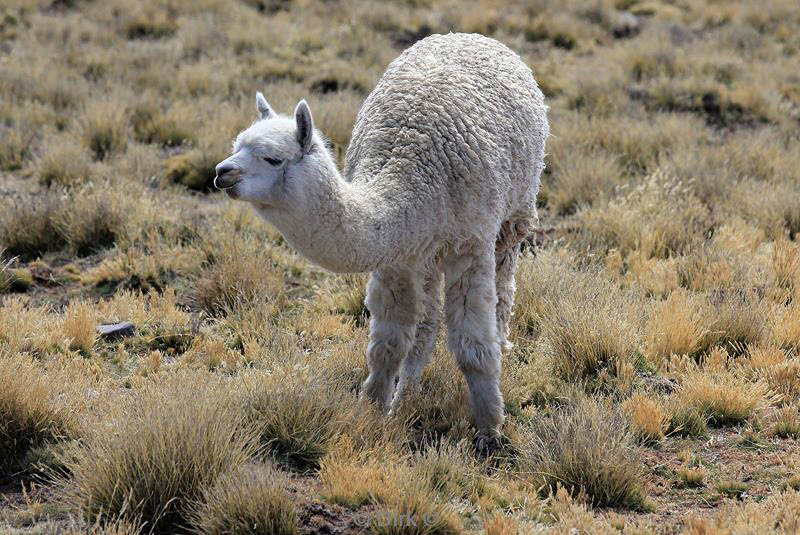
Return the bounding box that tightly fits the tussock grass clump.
[0,253,33,294]
[705,291,767,354]
[62,301,97,353]
[36,136,93,187]
[0,187,127,259]
[579,168,711,259]
[64,372,258,533]
[666,404,708,438]
[773,239,800,291]
[762,359,800,403]
[390,352,473,447]
[772,303,800,351]
[121,4,178,40]
[322,440,466,534]
[165,148,220,191]
[672,370,770,427]
[0,125,34,171]
[644,290,710,363]
[678,466,706,488]
[319,437,407,509]
[684,489,800,534]
[370,485,464,535]
[519,398,648,509]
[241,374,364,471]
[623,393,666,444]
[0,353,73,477]
[540,273,641,391]
[773,405,800,439]
[134,102,197,146]
[0,296,70,355]
[189,464,299,535]
[546,147,622,215]
[190,236,285,316]
[56,186,127,256]
[0,194,68,260]
[320,438,478,528]
[522,12,600,51]
[412,440,485,501]
[314,274,369,325]
[80,100,128,160]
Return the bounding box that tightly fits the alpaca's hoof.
[474,433,503,457]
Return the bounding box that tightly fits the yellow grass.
[1,0,800,531]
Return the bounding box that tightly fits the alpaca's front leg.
[362,268,420,412]
[444,244,504,453]
[391,267,442,410]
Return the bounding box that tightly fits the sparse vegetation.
[63,373,258,533]
[0,353,75,478]
[519,398,648,509]
[189,464,300,535]
[2,0,800,531]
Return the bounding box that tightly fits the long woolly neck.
[261,151,421,273]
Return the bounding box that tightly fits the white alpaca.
[215,33,548,452]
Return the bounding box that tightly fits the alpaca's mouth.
[213,175,242,191]
[217,181,240,199]
[213,174,242,199]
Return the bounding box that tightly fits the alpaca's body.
[215,33,548,450]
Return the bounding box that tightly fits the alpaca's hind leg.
[444,243,504,453]
[495,218,530,351]
[362,268,420,412]
[391,267,443,410]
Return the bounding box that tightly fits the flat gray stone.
[97,322,135,340]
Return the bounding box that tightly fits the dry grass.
[319,438,407,508]
[579,168,711,259]
[80,100,128,161]
[772,404,800,439]
[685,490,800,534]
[63,372,259,533]
[62,301,97,353]
[240,372,388,471]
[623,392,666,444]
[671,369,770,427]
[678,466,706,488]
[370,485,464,535]
[518,398,648,509]
[0,353,74,478]
[189,235,286,316]
[36,136,94,187]
[2,0,800,531]
[188,464,299,535]
[539,272,641,392]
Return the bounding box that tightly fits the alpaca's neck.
[261,152,423,273]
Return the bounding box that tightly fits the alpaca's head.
[214,92,319,207]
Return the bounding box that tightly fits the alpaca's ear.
[294,99,314,155]
[256,91,274,119]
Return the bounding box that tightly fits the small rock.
[97,321,135,340]
[612,12,641,39]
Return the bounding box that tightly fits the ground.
[2,0,800,533]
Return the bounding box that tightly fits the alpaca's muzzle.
[214,162,242,190]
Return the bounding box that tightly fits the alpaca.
[214,33,548,452]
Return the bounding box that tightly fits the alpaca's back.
[344,33,548,244]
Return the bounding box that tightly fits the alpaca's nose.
[214,162,241,189]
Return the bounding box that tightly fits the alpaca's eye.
[263,156,283,166]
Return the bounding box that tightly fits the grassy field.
[2,0,800,533]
